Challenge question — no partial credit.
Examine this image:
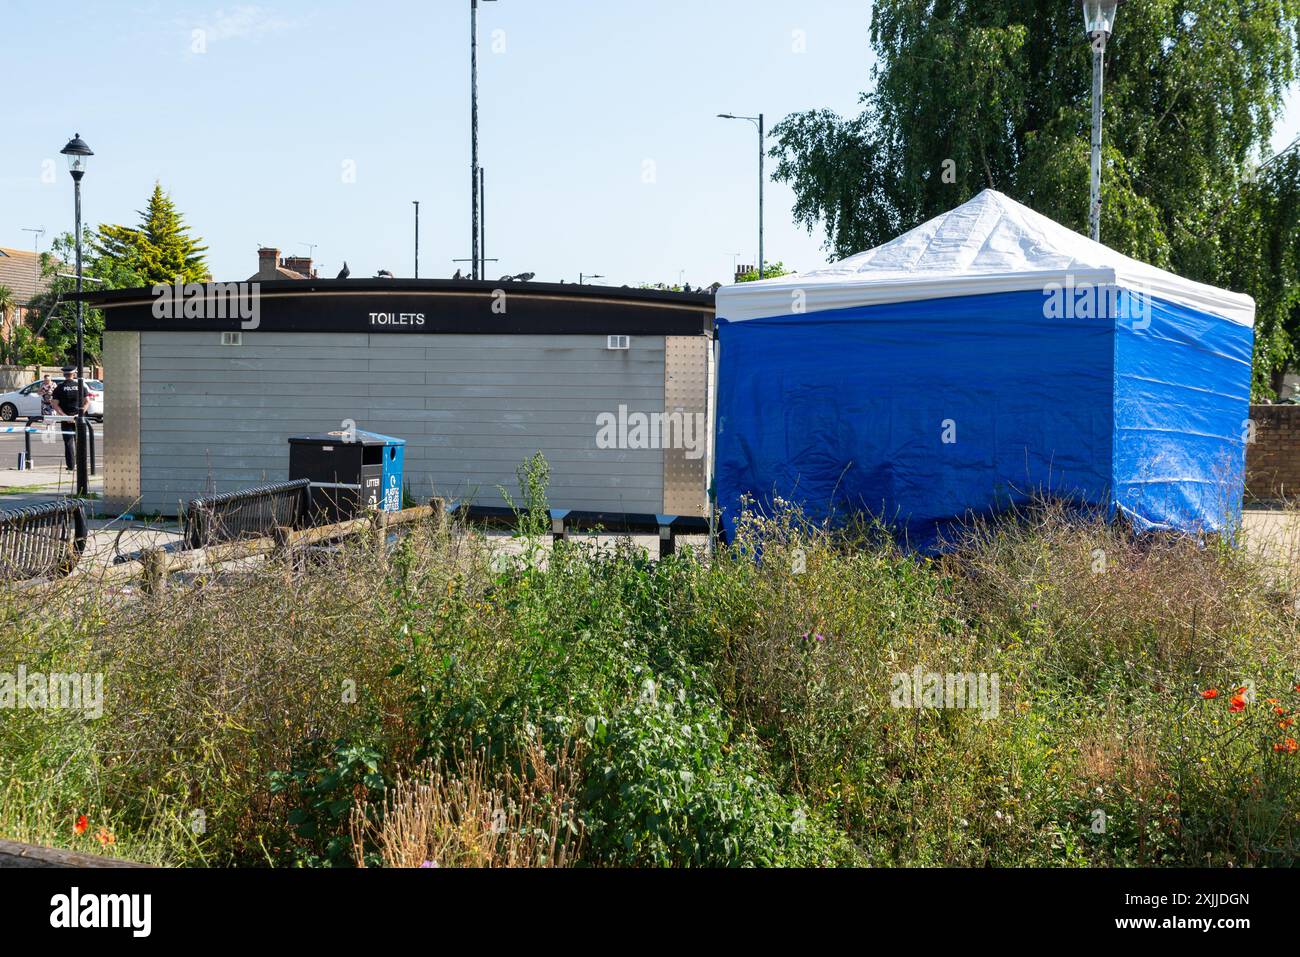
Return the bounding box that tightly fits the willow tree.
[1220,152,1300,393]
[771,0,1300,390]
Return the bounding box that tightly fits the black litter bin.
[288,430,406,522]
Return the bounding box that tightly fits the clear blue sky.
[2,1,1297,287]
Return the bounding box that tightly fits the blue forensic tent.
[713,189,1255,550]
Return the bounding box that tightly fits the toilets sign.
[368,311,426,327]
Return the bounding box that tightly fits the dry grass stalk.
[351,733,585,868]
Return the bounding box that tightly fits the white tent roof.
[717,189,1255,327]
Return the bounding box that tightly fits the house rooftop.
[0,247,54,304]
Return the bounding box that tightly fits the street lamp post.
[1082,1,1119,243]
[471,0,498,281]
[59,134,92,497]
[412,201,420,278]
[718,113,764,280]
[578,273,604,285]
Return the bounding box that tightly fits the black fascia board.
[82,279,715,337]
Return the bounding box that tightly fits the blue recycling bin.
[288,429,405,519]
[375,432,406,511]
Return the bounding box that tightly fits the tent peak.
[717,190,1254,327]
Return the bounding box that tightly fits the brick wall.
[1246,404,1300,501]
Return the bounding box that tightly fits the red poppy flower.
[1201,688,1219,699]
[73,815,88,835]
[1273,738,1298,753]
[1229,694,1247,713]
[95,826,115,846]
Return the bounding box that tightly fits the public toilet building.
[91,280,714,520]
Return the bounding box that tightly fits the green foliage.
[90,182,209,285]
[22,182,208,363]
[498,450,552,541]
[269,740,387,867]
[581,681,852,866]
[3,458,1299,867]
[1219,152,1300,395]
[735,261,793,282]
[24,232,130,365]
[5,327,59,367]
[0,286,19,365]
[770,0,1300,386]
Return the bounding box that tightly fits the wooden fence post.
[141,548,166,595]
[271,525,297,578]
[370,510,389,552]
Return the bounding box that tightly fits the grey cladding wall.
[135,331,670,515]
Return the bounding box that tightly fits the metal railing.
[183,478,311,548]
[0,499,88,581]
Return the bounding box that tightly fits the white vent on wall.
[221,331,242,346]
[607,334,630,351]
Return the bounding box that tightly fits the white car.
[0,379,104,422]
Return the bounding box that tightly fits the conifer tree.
[91,182,210,285]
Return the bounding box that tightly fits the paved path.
[0,465,103,508]
[0,422,106,508]
[1240,508,1300,577]
[81,518,183,566]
